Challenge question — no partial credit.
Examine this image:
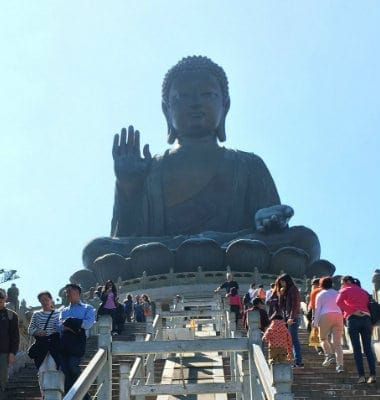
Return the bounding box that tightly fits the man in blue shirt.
[59,283,95,396]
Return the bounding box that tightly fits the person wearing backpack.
[336,275,376,384]
[0,288,20,392]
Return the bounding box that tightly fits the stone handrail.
[42,296,292,400]
[64,348,108,400]
[114,268,308,302]
[115,301,291,400]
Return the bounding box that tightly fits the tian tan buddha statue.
[78,56,333,287]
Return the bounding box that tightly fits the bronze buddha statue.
[80,56,326,285]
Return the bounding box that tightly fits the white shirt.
[314,288,342,326]
[248,288,257,300]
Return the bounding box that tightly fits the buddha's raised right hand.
[112,125,152,187]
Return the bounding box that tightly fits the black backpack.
[368,295,380,325]
[243,292,251,305]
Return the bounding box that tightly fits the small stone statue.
[7,283,19,311]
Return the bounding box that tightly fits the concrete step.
[292,328,380,399]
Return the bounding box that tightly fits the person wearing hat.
[58,284,95,398]
[0,288,20,392]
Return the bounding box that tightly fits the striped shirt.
[28,309,60,337]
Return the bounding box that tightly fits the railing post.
[240,356,251,400]
[225,310,231,338]
[247,310,262,346]
[212,295,220,333]
[43,370,65,400]
[171,295,184,328]
[230,330,236,382]
[156,314,163,340]
[247,310,262,400]
[146,316,154,335]
[271,363,293,399]
[136,358,145,400]
[119,363,131,400]
[146,349,154,384]
[97,315,112,400]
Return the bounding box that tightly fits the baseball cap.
[0,288,7,298]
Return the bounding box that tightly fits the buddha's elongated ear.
[162,102,177,144]
[216,97,230,142]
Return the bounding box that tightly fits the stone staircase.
[0,323,152,400]
[0,363,40,400]
[292,330,380,399]
[0,335,99,400]
[2,324,380,400]
[110,323,151,400]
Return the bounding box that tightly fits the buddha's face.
[165,71,227,139]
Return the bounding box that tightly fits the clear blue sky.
[1,1,379,306]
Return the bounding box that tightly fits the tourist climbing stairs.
[292,329,380,399]
[3,299,380,400]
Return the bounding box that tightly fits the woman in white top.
[28,291,60,395]
[313,276,344,373]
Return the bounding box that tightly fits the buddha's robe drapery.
[111,148,280,237]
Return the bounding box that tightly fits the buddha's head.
[162,56,230,144]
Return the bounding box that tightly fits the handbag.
[27,310,55,359]
[308,327,320,347]
[144,307,152,317]
[27,340,42,359]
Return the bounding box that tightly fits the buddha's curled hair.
[162,55,230,105]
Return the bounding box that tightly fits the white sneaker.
[322,354,334,367]
[336,365,344,373]
[368,376,377,384]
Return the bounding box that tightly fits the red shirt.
[226,293,242,307]
[336,283,370,319]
